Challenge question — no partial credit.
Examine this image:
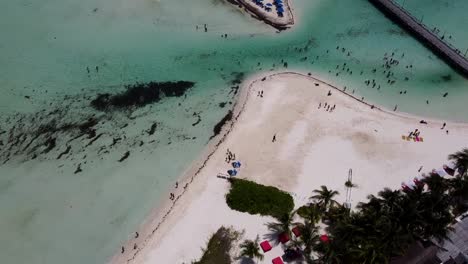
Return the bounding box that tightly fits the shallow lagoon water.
[1,0,468,263]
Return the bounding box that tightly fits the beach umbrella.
[232,161,241,168]
[320,234,330,243]
[292,226,301,237]
[404,180,416,190]
[443,164,455,176]
[278,232,290,244]
[227,169,237,176]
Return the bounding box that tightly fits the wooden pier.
[369,0,468,77]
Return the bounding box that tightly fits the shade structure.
[413,176,424,186]
[292,226,301,237]
[272,257,284,264]
[435,168,448,177]
[320,234,330,243]
[443,164,455,176]
[278,232,290,244]
[227,169,237,176]
[260,240,272,252]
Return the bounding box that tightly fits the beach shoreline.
[108,70,261,264]
[110,71,468,264]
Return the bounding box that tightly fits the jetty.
[369,0,468,77]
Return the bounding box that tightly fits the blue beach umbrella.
[228,169,238,176]
[232,161,242,168]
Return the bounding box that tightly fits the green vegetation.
[193,227,240,264]
[226,178,294,219]
[310,185,339,212]
[266,211,297,242]
[275,149,468,264]
[296,203,322,224]
[239,236,263,263]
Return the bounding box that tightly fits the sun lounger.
[272,257,284,264]
[260,240,272,252]
[292,226,301,237]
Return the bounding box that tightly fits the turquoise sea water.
[1,0,467,263]
[393,0,468,51]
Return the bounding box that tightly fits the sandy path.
[116,72,468,264]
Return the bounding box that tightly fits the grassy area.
[226,178,294,219]
[193,226,240,264]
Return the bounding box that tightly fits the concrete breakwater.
[369,0,468,77]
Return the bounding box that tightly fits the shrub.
[226,178,294,219]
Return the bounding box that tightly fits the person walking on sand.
[272,134,276,142]
[318,102,321,109]
[441,122,446,129]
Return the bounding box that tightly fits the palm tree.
[239,235,264,263]
[265,211,296,243]
[294,220,320,261]
[298,203,323,224]
[348,241,389,264]
[423,172,449,195]
[448,175,468,216]
[448,148,468,176]
[311,186,340,212]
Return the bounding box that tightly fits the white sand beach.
[112,72,468,264]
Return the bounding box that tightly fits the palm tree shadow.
[239,257,255,264]
[263,231,281,247]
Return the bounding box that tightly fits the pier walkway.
[369,0,468,77]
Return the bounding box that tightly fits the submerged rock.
[118,151,130,162]
[211,110,233,139]
[90,81,195,111]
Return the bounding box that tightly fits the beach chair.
[260,240,272,253]
[406,136,411,141]
[419,137,424,142]
[272,257,284,264]
[401,135,406,140]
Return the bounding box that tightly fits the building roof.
[436,216,468,263]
